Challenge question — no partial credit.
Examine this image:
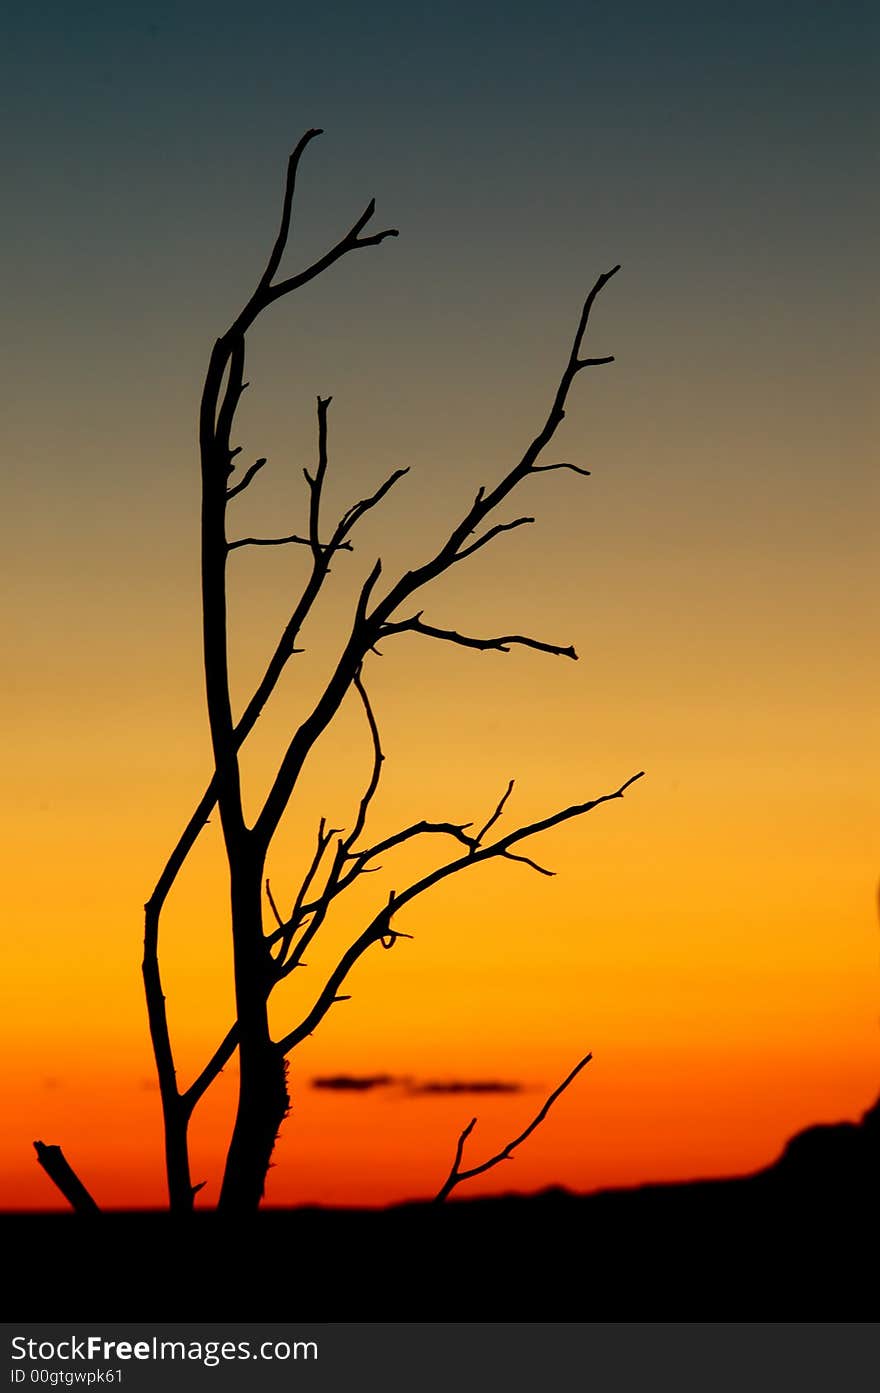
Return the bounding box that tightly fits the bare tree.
[38,130,642,1216]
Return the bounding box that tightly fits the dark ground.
[5,1097,877,1320]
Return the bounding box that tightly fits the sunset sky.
[2,1,877,1210]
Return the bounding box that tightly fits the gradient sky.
[2,1,877,1209]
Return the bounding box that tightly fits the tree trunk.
[163,1103,197,1214]
[217,1040,289,1214]
[217,854,289,1214]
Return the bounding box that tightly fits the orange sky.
[2,3,877,1212]
[4,448,877,1209]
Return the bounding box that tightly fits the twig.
[183,1024,239,1113]
[433,1052,593,1202]
[532,462,591,477]
[452,517,535,563]
[226,456,268,500]
[304,395,332,561]
[380,614,577,661]
[265,878,284,929]
[345,668,384,852]
[256,128,324,294]
[474,780,515,846]
[228,533,312,551]
[329,468,411,551]
[273,817,337,969]
[501,849,555,876]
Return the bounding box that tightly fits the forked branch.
[433,1052,594,1202]
[226,456,268,499]
[452,516,535,563]
[230,128,398,337]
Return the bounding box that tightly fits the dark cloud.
[406,1080,524,1096]
[309,1074,526,1096]
[310,1074,397,1092]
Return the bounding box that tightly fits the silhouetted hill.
[4,1096,877,1320]
[774,1092,878,1179]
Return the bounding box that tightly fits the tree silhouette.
[37,130,642,1215]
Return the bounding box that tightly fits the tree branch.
[263,674,479,953]
[182,1025,239,1115]
[532,462,591,478]
[262,196,398,311]
[380,614,577,661]
[267,670,388,975]
[361,265,621,631]
[226,456,268,500]
[216,131,399,343]
[256,128,324,294]
[264,818,478,943]
[348,819,476,867]
[452,517,534,563]
[307,399,408,563]
[474,780,515,845]
[330,468,411,550]
[344,667,384,852]
[228,533,313,551]
[273,817,338,969]
[274,771,643,1056]
[433,1052,593,1202]
[34,1142,101,1214]
[212,336,247,464]
[250,269,619,857]
[501,849,555,876]
[265,878,284,929]
[303,395,333,561]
